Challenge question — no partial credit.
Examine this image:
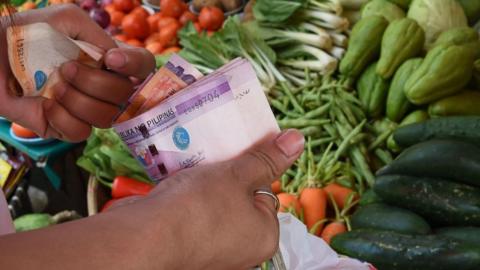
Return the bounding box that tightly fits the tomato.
[133,0,141,7]
[121,13,150,39]
[131,6,149,17]
[162,46,181,54]
[160,0,184,18]
[21,2,37,10]
[179,11,197,25]
[144,33,161,45]
[146,42,164,55]
[158,21,180,46]
[109,10,125,26]
[104,4,117,13]
[193,22,203,33]
[157,16,177,30]
[198,6,224,31]
[112,0,134,13]
[126,38,144,47]
[11,123,38,139]
[147,13,163,33]
[114,34,129,42]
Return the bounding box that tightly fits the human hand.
[0,4,155,142]
[141,129,305,269]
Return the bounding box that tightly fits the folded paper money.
[7,23,104,98]
[113,56,280,182]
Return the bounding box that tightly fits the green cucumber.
[436,227,480,247]
[377,140,480,187]
[351,203,431,234]
[14,214,54,232]
[392,116,480,148]
[331,229,480,270]
[358,189,383,206]
[374,175,480,226]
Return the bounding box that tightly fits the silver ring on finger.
[254,190,280,212]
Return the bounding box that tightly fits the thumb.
[234,129,305,191]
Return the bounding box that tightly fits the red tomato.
[162,46,181,54]
[160,0,184,18]
[193,22,203,33]
[126,38,144,47]
[131,6,149,17]
[146,42,164,55]
[147,13,163,32]
[133,0,141,7]
[104,4,117,14]
[144,33,161,45]
[157,16,177,30]
[21,2,37,10]
[114,34,129,42]
[158,21,180,46]
[121,13,150,39]
[179,11,197,25]
[109,10,125,27]
[198,6,224,31]
[11,123,38,139]
[112,0,134,13]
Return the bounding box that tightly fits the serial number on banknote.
[184,90,221,114]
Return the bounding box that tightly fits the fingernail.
[60,62,77,81]
[106,50,126,69]
[276,129,305,157]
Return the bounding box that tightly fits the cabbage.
[408,0,468,48]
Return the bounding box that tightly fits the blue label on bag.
[34,70,47,91]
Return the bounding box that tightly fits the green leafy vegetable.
[77,128,151,184]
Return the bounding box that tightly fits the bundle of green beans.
[269,75,394,194]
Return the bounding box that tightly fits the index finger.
[13,4,117,51]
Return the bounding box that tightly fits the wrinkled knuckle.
[248,150,281,180]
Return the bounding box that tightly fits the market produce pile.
[6,0,480,268]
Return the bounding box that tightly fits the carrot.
[299,187,327,236]
[277,193,301,215]
[271,180,282,194]
[321,221,347,245]
[323,183,357,210]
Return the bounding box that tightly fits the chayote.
[457,0,480,24]
[357,62,390,117]
[404,43,477,105]
[340,16,389,79]
[429,26,480,50]
[362,0,406,23]
[377,18,425,79]
[386,0,411,9]
[429,90,480,117]
[386,58,423,122]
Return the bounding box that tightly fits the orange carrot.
[323,183,357,210]
[299,187,327,236]
[277,193,301,214]
[321,221,347,244]
[271,180,282,194]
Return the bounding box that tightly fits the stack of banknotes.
[7,22,280,183]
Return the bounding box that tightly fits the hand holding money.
[1,5,155,142]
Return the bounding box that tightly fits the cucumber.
[358,189,383,206]
[331,229,480,270]
[14,214,54,232]
[393,116,480,148]
[436,227,480,247]
[377,140,480,187]
[374,175,480,226]
[351,203,431,234]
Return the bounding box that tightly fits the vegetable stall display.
[11,0,472,268]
